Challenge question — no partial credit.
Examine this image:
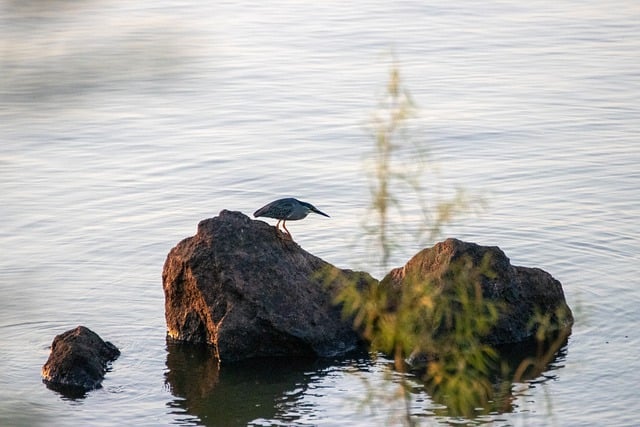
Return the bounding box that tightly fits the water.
[1,0,639,425]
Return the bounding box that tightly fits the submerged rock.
[42,326,120,395]
[381,238,573,345]
[162,210,374,362]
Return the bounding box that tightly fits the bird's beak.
[312,207,330,218]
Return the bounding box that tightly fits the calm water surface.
[1,1,639,426]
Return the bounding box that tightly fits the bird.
[253,197,330,240]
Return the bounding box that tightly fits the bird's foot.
[276,229,293,241]
[275,229,293,241]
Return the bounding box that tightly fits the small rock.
[42,326,120,395]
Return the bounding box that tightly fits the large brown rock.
[42,326,120,395]
[382,238,573,345]
[162,210,374,362]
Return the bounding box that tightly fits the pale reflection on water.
[1,1,639,426]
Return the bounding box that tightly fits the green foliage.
[332,62,501,420]
[512,305,573,383]
[337,250,502,417]
[363,64,415,269]
[332,61,571,422]
[421,260,501,417]
[361,61,473,272]
[343,62,528,422]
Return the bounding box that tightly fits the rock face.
[42,326,120,394]
[162,210,373,362]
[382,238,573,345]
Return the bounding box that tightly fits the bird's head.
[300,201,330,218]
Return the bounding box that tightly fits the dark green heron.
[254,197,330,239]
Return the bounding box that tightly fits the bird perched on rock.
[254,197,330,240]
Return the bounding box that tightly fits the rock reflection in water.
[164,332,570,424]
[164,340,339,426]
[420,332,571,418]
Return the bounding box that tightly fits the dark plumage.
[254,197,329,239]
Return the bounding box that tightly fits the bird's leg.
[281,220,293,240]
[273,219,290,240]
